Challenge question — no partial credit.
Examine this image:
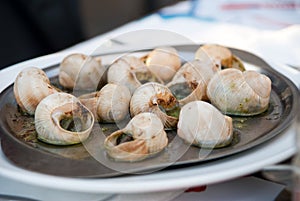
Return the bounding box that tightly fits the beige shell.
[35,92,94,145]
[59,53,106,90]
[107,56,162,94]
[177,101,233,148]
[104,112,168,161]
[207,68,272,116]
[167,59,218,106]
[143,46,181,83]
[130,82,179,129]
[13,67,58,115]
[79,83,131,123]
[195,44,245,71]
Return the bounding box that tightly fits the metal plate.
[0,45,298,178]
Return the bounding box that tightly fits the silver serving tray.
[0,45,298,178]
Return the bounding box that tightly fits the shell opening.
[51,103,93,133]
[135,71,161,84]
[150,92,180,118]
[158,103,181,118]
[166,106,181,118]
[168,83,193,100]
[59,115,84,132]
[116,132,134,145]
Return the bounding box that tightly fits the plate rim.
[0,126,295,193]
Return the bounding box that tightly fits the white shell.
[35,92,94,145]
[79,83,131,123]
[195,44,245,71]
[207,68,272,116]
[59,53,106,90]
[195,44,232,69]
[178,101,233,148]
[13,67,58,115]
[144,46,181,83]
[130,82,178,128]
[107,56,161,94]
[167,59,218,106]
[104,112,168,161]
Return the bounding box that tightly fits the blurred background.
[0,0,182,69]
[1,0,299,70]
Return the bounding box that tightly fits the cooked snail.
[59,53,106,90]
[104,112,168,161]
[130,82,179,128]
[207,68,272,116]
[195,44,245,71]
[167,59,218,105]
[143,46,181,83]
[35,92,94,145]
[107,56,162,94]
[13,67,58,115]
[79,83,131,123]
[177,101,233,148]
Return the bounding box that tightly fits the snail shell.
[167,59,218,106]
[35,92,94,145]
[59,53,106,90]
[195,44,245,71]
[13,67,58,115]
[177,101,233,148]
[79,83,131,123]
[207,68,272,116]
[130,82,179,129]
[107,56,162,94]
[104,112,168,161]
[143,46,181,83]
